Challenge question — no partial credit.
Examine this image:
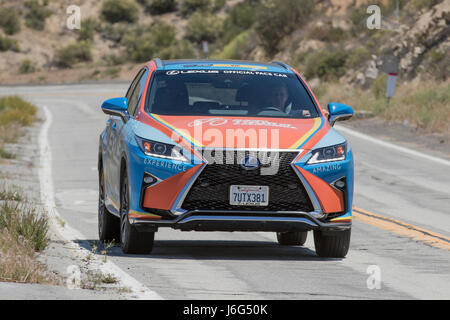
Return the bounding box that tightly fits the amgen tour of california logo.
[188,118,296,129]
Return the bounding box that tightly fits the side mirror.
[101,97,129,122]
[327,102,354,126]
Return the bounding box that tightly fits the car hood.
[145,114,328,150]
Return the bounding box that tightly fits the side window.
[127,68,148,117]
[132,68,149,116]
[125,69,142,102]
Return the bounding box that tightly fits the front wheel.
[313,229,351,258]
[276,231,307,246]
[98,167,120,243]
[120,171,154,254]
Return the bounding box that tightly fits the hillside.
[0,0,448,134]
[0,0,448,83]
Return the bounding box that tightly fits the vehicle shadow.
[76,239,344,262]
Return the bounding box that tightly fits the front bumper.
[127,147,354,233]
[129,209,352,233]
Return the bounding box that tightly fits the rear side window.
[146,70,319,119]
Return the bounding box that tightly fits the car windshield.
[146,70,319,118]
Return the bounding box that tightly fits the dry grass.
[0,201,49,252]
[0,96,37,156]
[0,229,55,284]
[0,198,54,284]
[0,96,56,284]
[0,185,23,201]
[315,80,450,134]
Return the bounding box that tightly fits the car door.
[110,68,148,205]
[104,69,144,208]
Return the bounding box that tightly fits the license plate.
[230,185,269,206]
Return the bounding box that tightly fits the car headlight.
[306,143,347,164]
[135,136,187,162]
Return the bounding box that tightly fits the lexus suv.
[98,59,354,257]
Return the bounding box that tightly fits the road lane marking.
[353,207,450,250]
[335,124,450,167]
[39,105,162,300]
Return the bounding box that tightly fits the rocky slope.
[0,0,448,86]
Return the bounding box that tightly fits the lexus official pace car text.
[98,59,355,257]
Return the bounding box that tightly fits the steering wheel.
[257,106,287,115]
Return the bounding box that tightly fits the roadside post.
[202,40,209,59]
[386,72,398,104]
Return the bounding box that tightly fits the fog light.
[334,180,345,188]
[143,173,157,186]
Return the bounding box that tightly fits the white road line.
[335,124,450,167]
[39,105,162,300]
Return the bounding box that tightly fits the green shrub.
[0,8,21,35]
[308,24,348,42]
[158,39,196,59]
[0,35,14,52]
[221,0,256,44]
[56,41,92,68]
[184,10,222,43]
[217,31,253,60]
[122,23,177,62]
[105,54,126,66]
[180,0,211,16]
[19,59,36,74]
[99,23,129,43]
[101,0,139,23]
[346,47,371,69]
[78,18,100,41]
[0,201,49,252]
[146,0,177,14]
[371,73,388,99]
[305,48,349,80]
[212,0,225,11]
[408,0,440,11]
[24,0,51,31]
[0,96,37,127]
[255,0,314,55]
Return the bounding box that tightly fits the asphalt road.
[1,83,449,299]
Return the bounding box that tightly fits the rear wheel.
[120,170,154,254]
[313,229,351,258]
[98,167,120,243]
[276,231,308,246]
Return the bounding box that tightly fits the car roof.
[152,59,293,74]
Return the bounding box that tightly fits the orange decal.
[295,166,344,213]
[143,164,203,210]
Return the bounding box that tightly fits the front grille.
[182,151,314,212]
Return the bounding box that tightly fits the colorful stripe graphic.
[289,118,323,149]
[149,113,205,148]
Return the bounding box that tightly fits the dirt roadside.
[0,107,134,300]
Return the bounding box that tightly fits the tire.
[276,231,308,246]
[313,229,351,258]
[120,170,154,254]
[98,167,120,243]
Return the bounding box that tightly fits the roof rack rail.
[271,61,290,70]
[154,58,164,69]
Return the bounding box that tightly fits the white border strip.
[39,105,162,300]
[335,124,450,167]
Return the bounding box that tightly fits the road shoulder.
[343,117,450,161]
